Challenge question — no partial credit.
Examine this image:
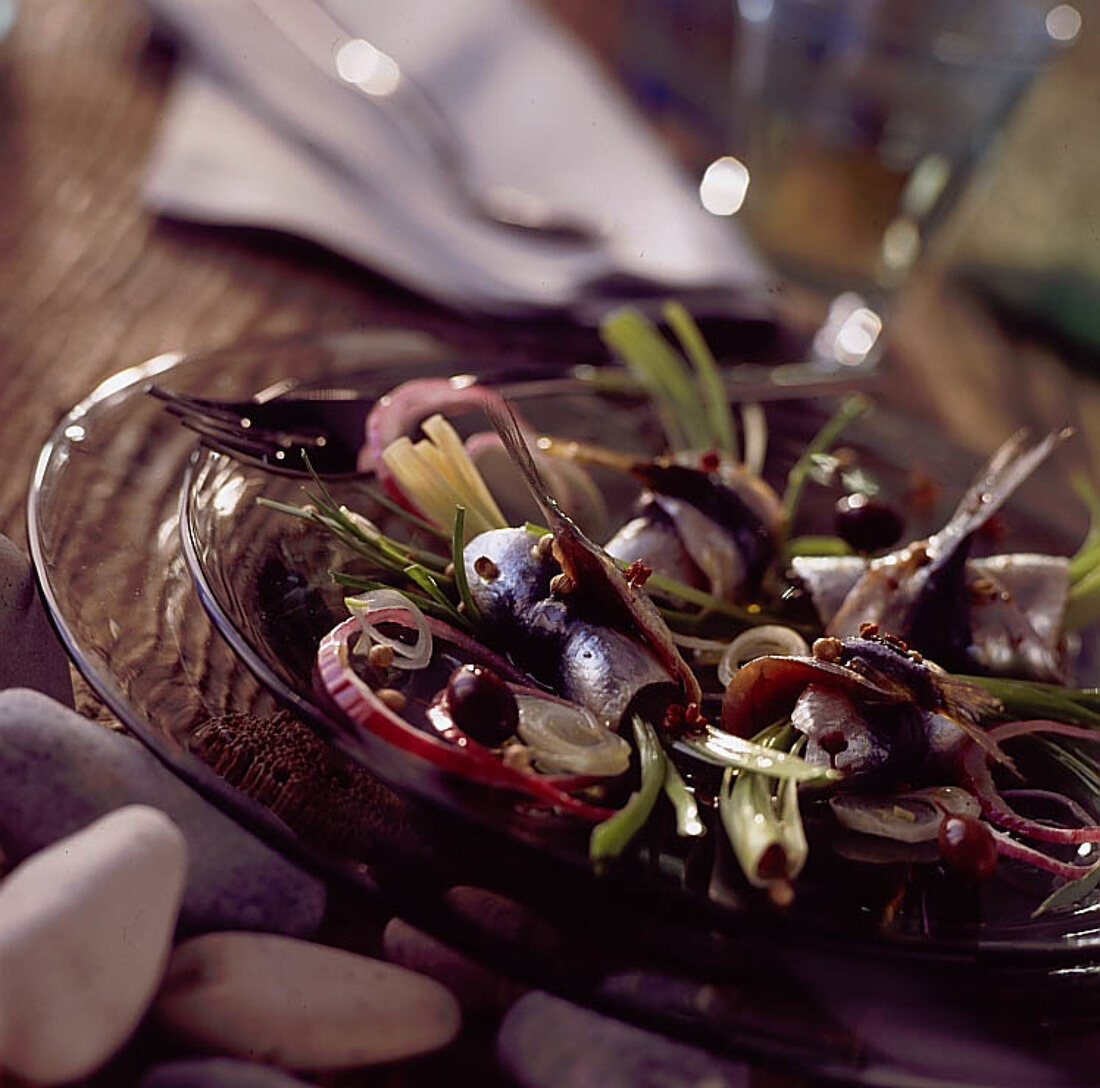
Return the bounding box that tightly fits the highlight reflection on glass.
[730,0,1076,299]
[812,293,884,368]
[334,38,401,97]
[699,156,750,216]
[1046,4,1082,42]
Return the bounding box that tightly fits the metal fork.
[150,352,880,479]
[149,385,372,477]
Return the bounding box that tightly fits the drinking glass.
[725,0,1073,304]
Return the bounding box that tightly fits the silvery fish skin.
[790,430,1069,681]
[606,455,782,601]
[486,403,701,705]
[604,504,708,594]
[722,635,1001,781]
[464,528,677,728]
[793,685,928,779]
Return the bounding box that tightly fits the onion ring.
[317,617,613,820]
[958,720,1100,844]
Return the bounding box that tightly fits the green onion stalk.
[718,724,810,907]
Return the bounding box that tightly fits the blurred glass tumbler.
[730,0,1072,298]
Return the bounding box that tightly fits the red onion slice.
[958,719,1100,844]
[988,827,1095,881]
[316,618,613,821]
[360,378,508,479]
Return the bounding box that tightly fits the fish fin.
[937,429,1069,549]
[937,673,1018,774]
[485,400,561,528]
[487,400,610,584]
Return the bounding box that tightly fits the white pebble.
[0,805,187,1083]
[155,932,461,1069]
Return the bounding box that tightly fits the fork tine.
[176,416,292,463]
[164,401,325,449]
[150,383,369,476]
[178,416,357,476]
[149,385,255,430]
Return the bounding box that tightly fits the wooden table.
[3,0,1100,1084]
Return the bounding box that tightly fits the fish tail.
[486,400,560,526]
[940,429,1069,545]
[939,674,1019,774]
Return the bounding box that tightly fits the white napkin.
[143,0,769,317]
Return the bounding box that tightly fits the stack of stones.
[0,536,750,1088]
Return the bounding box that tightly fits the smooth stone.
[155,932,461,1070]
[497,992,750,1088]
[382,917,526,1019]
[140,1057,316,1088]
[0,535,72,706]
[0,806,186,1084]
[0,689,326,936]
[443,886,564,963]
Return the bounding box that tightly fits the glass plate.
[30,329,1100,1088]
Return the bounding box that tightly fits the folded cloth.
[142,0,770,317]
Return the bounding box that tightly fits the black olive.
[443,664,519,748]
[834,494,905,553]
[938,814,998,881]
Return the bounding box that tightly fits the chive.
[257,496,315,521]
[569,364,642,395]
[600,307,712,452]
[332,573,459,624]
[1067,565,1100,632]
[662,300,736,456]
[1070,473,1100,583]
[300,454,344,520]
[1040,736,1100,797]
[644,570,807,629]
[676,725,839,783]
[403,564,460,616]
[782,535,853,562]
[780,394,870,538]
[450,506,481,624]
[1033,859,1100,917]
[960,675,1100,728]
[352,482,450,541]
[311,506,443,578]
[1029,735,1100,915]
[590,717,667,869]
[662,757,705,837]
[336,505,449,571]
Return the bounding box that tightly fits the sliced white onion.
[740,402,768,478]
[515,694,631,777]
[345,589,433,671]
[829,786,981,844]
[670,633,730,665]
[718,625,810,687]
